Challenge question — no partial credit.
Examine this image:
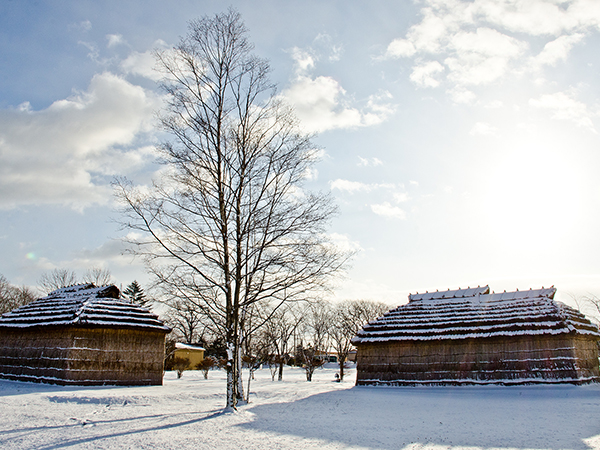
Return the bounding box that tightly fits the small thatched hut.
[0,283,170,386]
[352,286,600,385]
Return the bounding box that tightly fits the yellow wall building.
[173,343,205,369]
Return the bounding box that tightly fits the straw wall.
[0,327,166,386]
[355,334,599,385]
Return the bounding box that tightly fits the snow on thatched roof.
[352,286,600,344]
[0,284,170,332]
[175,343,206,351]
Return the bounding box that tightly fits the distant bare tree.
[582,294,600,325]
[38,269,78,294]
[260,302,304,381]
[83,268,113,286]
[299,300,331,381]
[162,295,210,344]
[564,293,600,325]
[0,274,37,315]
[329,300,389,381]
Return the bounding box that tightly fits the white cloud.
[475,0,600,36]
[371,202,407,219]
[69,20,92,32]
[532,33,585,68]
[330,180,371,193]
[106,34,125,48]
[357,157,383,167]
[393,192,410,203]
[410,61,445,88]
[469,122,499,136]
[330,179,395,193]
[383,0,599,101]
[284,40,394,133]
[121,41,167,81]
[283,76,394,133]
[366,90,396,120]
[385,39,416,58]
[313,33,344,62]
[327,233,363,253]
[121,50,159,81]
[0,72,160,209]
[290,47,316,75]
[447,86,476,104]
[79,40,100,62]
[529,91,597,132]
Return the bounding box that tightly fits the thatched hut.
[352,286,600,385]
[0,283,170,386]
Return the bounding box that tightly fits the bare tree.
[298,300,332,381]
[260,302,303,381]
[114,10,349,408]
[329,300,389,381]
[563,293,600,325]
[82,267,113,286]
[0,274,37,315]
[580,294,600,325]
[38,269,78,294]
[163,296,209,344]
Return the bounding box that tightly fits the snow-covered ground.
[1,364,600,450]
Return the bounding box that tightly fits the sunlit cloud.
[357,156,383,167]
[289,47,316,75]
[532,33,585,68]
[330,179,395,193]
[393,192,410,203]
[0,72,160,209]
[371,202,407,219]
[410,61,445,88]
[470,122,499,136]
[282,75,394,133]
[283,40,395,133]
[382,0,600,101]
[327,232,363,253]
[529,91,597,132]
[121,40,168,81]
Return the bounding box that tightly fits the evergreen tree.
[123,281,150,308]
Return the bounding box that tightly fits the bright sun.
[483,138,583,252]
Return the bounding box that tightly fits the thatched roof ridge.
[352,286,600,344]
[409,285,490,302]
[0,283,170,332]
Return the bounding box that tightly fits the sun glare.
[483,140,582,252]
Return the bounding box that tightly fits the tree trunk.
[226,341,236,410]
[237,345,246,405]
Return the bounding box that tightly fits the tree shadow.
[239,385,600,449]
[0,379,147,397]
[0,409,225,450]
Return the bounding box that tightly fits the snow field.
[1,365,600,450]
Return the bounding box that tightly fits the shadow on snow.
[1,409,225,450]
[239,384,600,450]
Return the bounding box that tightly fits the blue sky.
[2,0,600,306]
